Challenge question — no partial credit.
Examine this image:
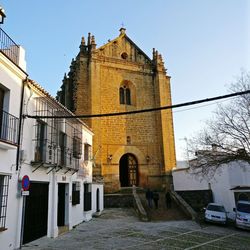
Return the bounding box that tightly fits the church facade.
[57,28,176,193]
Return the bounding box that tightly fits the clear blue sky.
[1,0,248,161]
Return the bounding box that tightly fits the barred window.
[59,131,67,166]
[72,182,80,205]
[84,144,91,161]
[84,183,92,211]
[35,120,47,162]
[0,175,10,230]
[73,137,81,159]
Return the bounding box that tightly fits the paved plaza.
[23,208,250,250]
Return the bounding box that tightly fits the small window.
[73,137,81,159]
[84,183,92,211]
[84,144,91,161]
[0,175,10,230]
[72,182,80,205]
[121,52,128,60]
[119,87,125,104]
[125,88,131,105]
[127,136,131,144]
[35,120,47,162]
[59,132,67,166]
[119,86,131,105]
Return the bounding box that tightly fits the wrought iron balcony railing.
[0,28,19,65]
[0,110,19,145]
[33,141,80,171]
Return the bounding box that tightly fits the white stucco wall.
[0,49,27,250]
[0,42,103,249]
[173,161,250,216]
[92,183,104,214]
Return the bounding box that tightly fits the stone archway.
[119,154,138,187]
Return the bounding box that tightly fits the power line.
[173,96,237,113]
[25,90,250,119]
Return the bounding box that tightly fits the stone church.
[57,28,176,193]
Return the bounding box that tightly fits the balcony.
[32,141,80,172]
[0,28,19,66]
[0,110,19,147]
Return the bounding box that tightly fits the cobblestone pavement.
[23,208,250,250]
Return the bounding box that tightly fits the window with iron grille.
[0,175,10,230]
[84,183,92,211]
[72,182,80,205]
[84,144,91,161]
[35,120,47,162]
[59,131,67,166]
[73,137,81,159]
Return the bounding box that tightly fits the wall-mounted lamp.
[0,7,6,24]
[107,154,112,162]
[146,155,150,163]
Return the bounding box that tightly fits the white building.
[0,26,28,250]
[173,161,250,219]
[0,26,103,250]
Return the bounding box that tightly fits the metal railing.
[0,28,19,65]
[0,110,19,145]
[34,141,80,171]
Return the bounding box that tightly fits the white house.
[173,160,250,219]
[0,25,103,250]
[0,25,28,250]
[18,79,103,246]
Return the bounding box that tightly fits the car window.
[207,205,225,212]
[237,203,250,213]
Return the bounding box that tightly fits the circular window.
[121,52,128,60]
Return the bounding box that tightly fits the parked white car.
[204,203,227,224]
[234,200,250,230]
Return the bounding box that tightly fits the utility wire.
[173,96,237,113]
[25,90,250,119]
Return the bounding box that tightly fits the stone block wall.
[176,190,213,212]
[104,194,134,208]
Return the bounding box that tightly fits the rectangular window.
[73,137,81,159]
[84,144,91,161]
[72,182,80,205]
[0,175,10,230]
[35,120,47,162]
[119,87,125,104]
[84,183,92,211]
[59,132,67,166]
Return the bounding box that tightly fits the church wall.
[89,62,166,192]
[58,31,177,193]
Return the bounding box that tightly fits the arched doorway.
[119,154,138,187]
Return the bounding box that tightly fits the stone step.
[139,192,191,221]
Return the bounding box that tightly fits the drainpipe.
[16,77,27,171]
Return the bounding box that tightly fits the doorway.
[96,188,100,212]
[119,154,138,187]
[23,182,49,244]
[57,183,66,227]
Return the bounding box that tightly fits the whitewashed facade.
[0,27,28,250]
[0,28,103,250]
[173,161,250,219]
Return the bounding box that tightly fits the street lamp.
[0,7,6,24]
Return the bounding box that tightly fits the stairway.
[139,192,191,221]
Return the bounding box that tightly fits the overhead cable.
[25,90,250,119]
